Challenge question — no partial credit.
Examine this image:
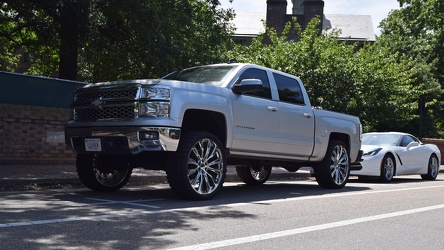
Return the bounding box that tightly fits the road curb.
[0,170,312,191]
[0,166,442,191]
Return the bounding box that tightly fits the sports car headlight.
[138,102,170,117]
[363,148,382,156]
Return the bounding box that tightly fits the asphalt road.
[1,175,444,250]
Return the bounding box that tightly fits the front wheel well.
[181,109,227,146]
[382,152,397,176]
[329,133,350,151]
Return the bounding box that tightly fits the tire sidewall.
[422,154,439,180]
[76,154,132,191]
[166,131,227,200]
[380,154,395,182]
[314,140,350,189]
[236,166,271,185]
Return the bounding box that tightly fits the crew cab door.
[231,68,281,154]
[273,73,315,159]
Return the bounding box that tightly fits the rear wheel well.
[181,109,227,146]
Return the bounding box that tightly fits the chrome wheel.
[187,138,225,195]
[329,144,350,185]
[76,154,132,191]
[314,140,350,189]
[93,168,131,187]
[236,165,271,185]
[167,131,227,200]
[251,166,271,181]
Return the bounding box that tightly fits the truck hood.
[83,79,161,88]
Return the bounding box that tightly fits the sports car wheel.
[166,131,227,200]
[236,166,271,185]
[380,154,395,182]
[314,140,350,189]
[421,154,439,180]
[76,154,132,191]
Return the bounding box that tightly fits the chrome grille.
[74,105,134,121]
[75,88,138,102]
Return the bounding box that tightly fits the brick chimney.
[266,0,288,35]
[302,0,324,30]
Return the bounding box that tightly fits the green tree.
[0,4,25,71]
[378,0,444,136]
[81,0,234,82]
[0,0,90,80]
[227,18,441,134]
[0,0,234,81]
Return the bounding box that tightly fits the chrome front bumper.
[65,126,181,155]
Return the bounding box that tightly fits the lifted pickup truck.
[65,63,362,200]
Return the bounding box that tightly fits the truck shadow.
[0,179,371,249]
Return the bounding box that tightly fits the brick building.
[0,72,84,164]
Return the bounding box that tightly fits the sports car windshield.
[163,65,237,86]
[362,134,402,146]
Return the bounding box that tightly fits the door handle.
[268,106,278,112]
[303,113,313,118]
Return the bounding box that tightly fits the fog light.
[139,131,159,140]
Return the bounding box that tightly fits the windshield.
[163,65,236,86]
[362,134,402,146]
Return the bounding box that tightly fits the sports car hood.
[362,145,381,153]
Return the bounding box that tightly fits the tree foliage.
[227,18,442,134]
[0,0,234,81]
[0,3,25,71]
[80,0,234,82]
[0,0,89,80]
[378,0,444,136]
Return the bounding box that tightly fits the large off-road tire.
[236,166,271,185]
[380,154,395,182]
[421,154,439,180]
[76,154,132,191]
[166,131,227,200]
[314,140,350,189]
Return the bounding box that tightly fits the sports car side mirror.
[406,142,420,150]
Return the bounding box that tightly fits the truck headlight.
[139,86,170,99]
[138,102,170,117]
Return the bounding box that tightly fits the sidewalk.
[0,164,312,191]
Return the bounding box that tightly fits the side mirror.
[232,79,263,94]
[406,141,420,150]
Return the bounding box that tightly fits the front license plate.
[85,138,102,152]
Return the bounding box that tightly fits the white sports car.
[351,132,441,182]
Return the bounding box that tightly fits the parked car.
[350,132,440,182]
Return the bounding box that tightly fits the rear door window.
[273,73,305,105]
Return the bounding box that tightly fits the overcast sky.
[219,0,401,35]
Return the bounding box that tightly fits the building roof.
[232,12,376,42]
[323,14,375,41]
[232,12,266,37]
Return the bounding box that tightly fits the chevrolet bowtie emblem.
[91,99,104,106]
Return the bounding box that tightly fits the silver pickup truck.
[65,63,362,200]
